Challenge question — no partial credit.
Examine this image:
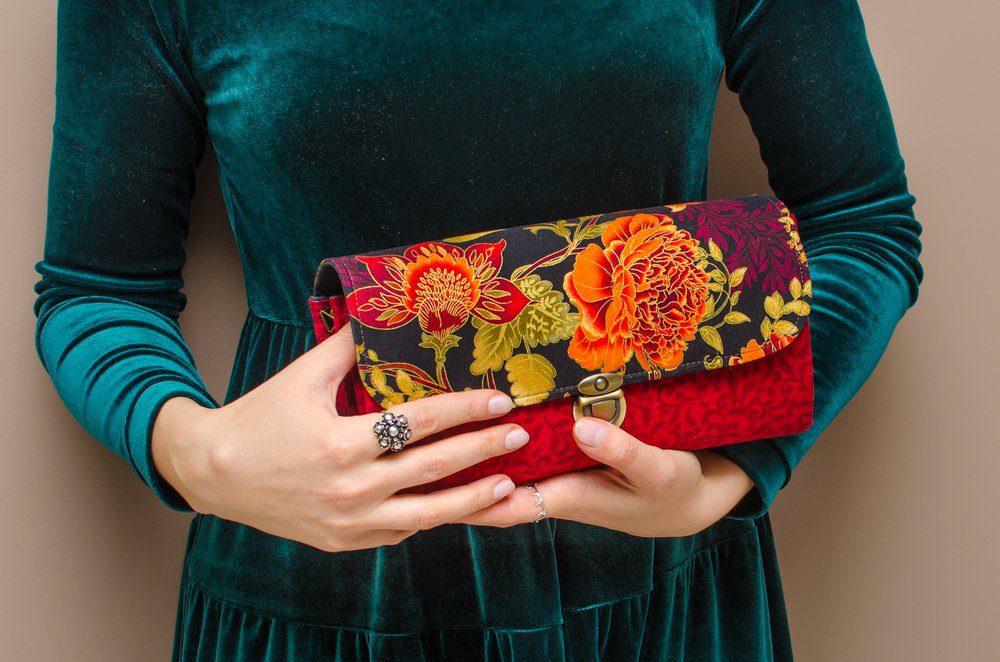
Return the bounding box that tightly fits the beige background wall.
[2,1,996,660]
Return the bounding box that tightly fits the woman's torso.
[176,0,775,646]
[189,0,731,324]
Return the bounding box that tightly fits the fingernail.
[493,479,516,499]
[488,394,514,415]
[575,418,606,446]
[504,428,530,450]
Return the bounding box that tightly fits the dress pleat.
[174,318,789,660]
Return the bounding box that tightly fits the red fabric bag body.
[308,194,815,494]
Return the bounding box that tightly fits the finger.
[351,389,515,459]
[373,423,530,492]
[366,473,517,531]
[572,417,678,490]
[455,469,622,527]
[305,323,358,390]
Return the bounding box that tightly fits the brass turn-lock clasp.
[573,373,627,426]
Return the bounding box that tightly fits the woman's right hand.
[150,325,530,552]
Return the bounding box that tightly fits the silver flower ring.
[373,410,412,452]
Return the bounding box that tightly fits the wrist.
[692,448,756,520]
[151,396,220,514]
[695,449,752,485]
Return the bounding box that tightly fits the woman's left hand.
[453,417,756,536]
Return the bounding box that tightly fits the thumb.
[307,323,359,387]
[572,417,664,489]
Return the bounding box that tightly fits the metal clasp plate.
[573,373,627,426]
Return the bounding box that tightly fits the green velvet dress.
[33,1,923,659]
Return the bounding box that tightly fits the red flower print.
[347,240,530,338]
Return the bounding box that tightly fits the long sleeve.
[712,0,924,519]
[32,0,219,512]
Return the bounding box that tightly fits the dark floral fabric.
[313,194,812,408]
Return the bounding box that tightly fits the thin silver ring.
[523,483,546,523]
[373,410,412,452]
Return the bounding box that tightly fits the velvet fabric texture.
[33,1,923,660]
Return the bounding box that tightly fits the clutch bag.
[308,194,814,493]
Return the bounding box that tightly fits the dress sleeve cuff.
[710,437,791,520]
[126,378,220,513]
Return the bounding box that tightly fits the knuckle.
[410,406,440,435]
[419,448,453,481]
[207,439,237,479]
[647,472,672,495]
[328,510,361,532]
[487,498,524,527]
[414,506,443,530]
[467,394,487,419]
[610,436,641,468]
[320,435,358,468]
[323,477,364,503]
[655,456,679,487]
[469,485,492,512]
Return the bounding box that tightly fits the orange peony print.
[563,213,711,372]
[348,240,530,338]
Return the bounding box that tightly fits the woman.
[33,0,923,659]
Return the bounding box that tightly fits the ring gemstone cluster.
[373,411,412,452]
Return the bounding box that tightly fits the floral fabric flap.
[310,194,812,408]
